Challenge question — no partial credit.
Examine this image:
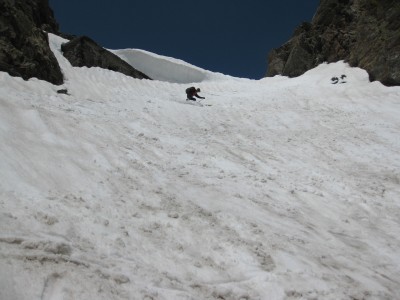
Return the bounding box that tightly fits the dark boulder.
[61,36,151,80]
[266,0,400,87]
[0,0,63,85]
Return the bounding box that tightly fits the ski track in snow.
[0,33,400,300]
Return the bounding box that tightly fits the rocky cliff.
[0,0,150,85]
[0,0,64,84]
[266,0,400,86]
[61,36,151,80]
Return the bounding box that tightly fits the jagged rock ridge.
[0,0,63,85]
[61,36,151,80]
[266,0,400,87]
[0,0,150,85]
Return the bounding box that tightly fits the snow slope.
[111,48,230,83]
[1,33,400,300]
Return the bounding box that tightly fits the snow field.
[0,34,399,299]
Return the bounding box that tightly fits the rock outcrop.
[61,36,151,80]
[0,0,64,85]
[0,0,150,85]
[266,0,400,86]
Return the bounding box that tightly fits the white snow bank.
[112,48,231,83]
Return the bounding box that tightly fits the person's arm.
[195,93,205,99]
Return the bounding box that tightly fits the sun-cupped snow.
[0,33,400,300]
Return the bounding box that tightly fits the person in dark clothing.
[186,87,205,101]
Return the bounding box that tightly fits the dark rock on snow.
[61,36,151,80]
[0,0,64,85]
[57,89,69,95]
[266,0,400,87]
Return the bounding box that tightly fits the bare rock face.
[0,0,64,85]
[0,0,150,84]
[266,0,400,86]
[61,36,151,80]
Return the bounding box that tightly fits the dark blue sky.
[49,0,319,79]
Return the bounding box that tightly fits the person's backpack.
[186,87,195,94]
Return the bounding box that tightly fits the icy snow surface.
[0,33,400,300]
